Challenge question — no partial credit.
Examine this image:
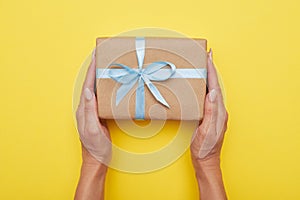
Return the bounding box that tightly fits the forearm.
[193,158,227,200]
[74,164,107,200]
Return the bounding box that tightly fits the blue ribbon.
[108,37,176,119]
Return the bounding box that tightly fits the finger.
[207,48,220,91]
[82,88,112,164]
[82,49,96,93]
[198,89,219,158]
[79,49,96,105]
[83,87,101,136]
[76,104,85,134]
[192,89,217,144]
[201,89,218,132]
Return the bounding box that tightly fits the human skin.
[74,48,228,200]
[74,50,110,200]
[190,49,228,200]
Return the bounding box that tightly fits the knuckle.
[223,117,229,133]
[85,124,100,136]
[198,126,206,134]
[76,107,83,120]
[198,126,209,137]
[205,106,213,115]
[224,111,229,122]
[84,105,94,113]
[223,123,228,132]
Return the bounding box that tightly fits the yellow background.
[1,0,299,199]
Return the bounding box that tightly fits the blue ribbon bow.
[108,37,176,120]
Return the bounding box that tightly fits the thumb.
[197,89,219,158]
[83,87,101,135]
[201,89,218,127]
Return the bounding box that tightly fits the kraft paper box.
[95,37,207,120]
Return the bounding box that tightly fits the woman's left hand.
[76,51,112,167]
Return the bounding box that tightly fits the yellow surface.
[1,0,300,199]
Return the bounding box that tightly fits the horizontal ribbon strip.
[96,68,207,79]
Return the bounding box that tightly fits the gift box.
[95,37,207,120]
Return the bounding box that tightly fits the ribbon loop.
[143,61,176,81]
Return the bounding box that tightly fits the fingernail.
[209,89,217,102]
[208,48,213,61]
[84,88,93,101]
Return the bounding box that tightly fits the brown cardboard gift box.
[95,37,207,120]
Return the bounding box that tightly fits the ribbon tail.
[145,81,170,108]
[115,79,137,106]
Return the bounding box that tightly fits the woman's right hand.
[190,49,228,200]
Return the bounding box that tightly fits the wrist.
[192,155,221,176]
[81,144,109,177]
[75,162,107,200]
[193,158,227,200]
[195,163,221,182]
[81,162,108,178]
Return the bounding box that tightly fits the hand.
[191,48,228,166]
[74,51,111,200]
[190,49,228,200]
[75,50,112,167]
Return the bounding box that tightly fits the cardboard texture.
[96,37,207,120]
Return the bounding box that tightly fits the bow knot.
[138,70,143,76]
[108,37,176,119]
